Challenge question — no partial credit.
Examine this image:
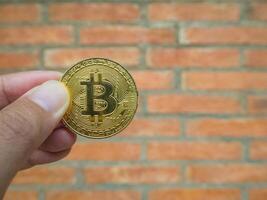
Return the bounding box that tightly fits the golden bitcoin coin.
[61,58,138,139]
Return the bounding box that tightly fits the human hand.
[0,71,76,198]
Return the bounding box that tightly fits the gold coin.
[61,58,138,139]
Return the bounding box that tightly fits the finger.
[0,80,69,177]
[23,149,71,169]
[39,128,76,153]
[0,71,62,109]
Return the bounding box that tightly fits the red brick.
[250,141,267,160]
[187,164,267,183]
[147,94,241,114]
[248,96,267,113]
[121,118,180,137]
[187,118,267,137]
[249,189,267,200]
[45,48,139,68]
[183,72,267,90]
[0,4,40,23]
[47,191,140,200]
[85,166,180,184]
[4,191,37,200]
[148,3,240,21]
[0,26,73,45]
[148,142,242,160]
[66,142,140,161]
[250,4,267,21]
[147,48,239,68]
[80,26,175,45]
[49,3,139,22]
[245,50,267,67]
[0,52,39,68]
[12,166,75,184]
[131,70,173,90]
[149,189,241,200]
[185,27,267,45]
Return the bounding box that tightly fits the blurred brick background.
[1,0,267,200]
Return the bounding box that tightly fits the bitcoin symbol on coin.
[81,72,116,123]
[61,58,138,139]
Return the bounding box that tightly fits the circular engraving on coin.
[61,58,138,139]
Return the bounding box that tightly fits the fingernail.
[27,80,70,117]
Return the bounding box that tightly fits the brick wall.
[1,1,267,200]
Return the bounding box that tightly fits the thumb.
[0,80,69,176]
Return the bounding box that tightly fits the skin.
[0,71,76,198]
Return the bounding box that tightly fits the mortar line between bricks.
[137,2,149,199]
[50,159,267,168]
[0,0,250,3]
[3,43,267,49]
[75,136,267,143]
[242,188,249,200]
[20,20,267,27]
[8,182,266,191]
[242,139,251,162]
[38,189,45,200]
[139,0,149,73]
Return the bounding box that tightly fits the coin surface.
[61,58,138,139]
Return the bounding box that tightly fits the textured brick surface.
[85,166,180,184]
[12,167,75,184]
[49,3,140,22]
[80,27,175,45]
[2,1,267,200]
[148,3,240,21]
[47,191,141,200]
[147,48,239,68]
[148,142,242,160]
[187,164,267,183]
[4,191,38,200]
[149,189,241,200]
[185,26,267,45]
[0,4,40,23]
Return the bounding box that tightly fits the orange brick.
[249,189,267,200]
[148,3,240,21]
[187,118,267,137]
[49,3,139,22]
[0,4,40,23]
[0,26,73,45]
[185,27,267,44]
[183,72,267,90]
[250,141,267,160]
[147,48,239,68]
[4,191,37,200]
[47,190,140,200]
[131,70,173,90]
[249,4,267,21]
[85,166,180,184]
[12,166,75,184]
[121,118,180,137]
[149,189,241,200]
[187,164,267,183]
[248,96,267,113]
[245,50,267,67]
[66,142,140,161]
[45,48,139,68]
[148,142,241,160]
[0,52,39,68]
[80,26,175,45]
[147,94,240,114]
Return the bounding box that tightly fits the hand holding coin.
[0,71,75,198]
